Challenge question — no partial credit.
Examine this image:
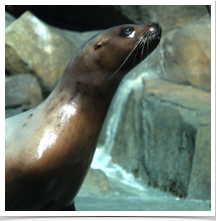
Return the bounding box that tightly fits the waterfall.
[91,71,148,191]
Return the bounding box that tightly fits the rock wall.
[108,79,210,199]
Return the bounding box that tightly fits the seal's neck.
[48,61,125,118]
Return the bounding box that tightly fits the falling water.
[91,67,150,191]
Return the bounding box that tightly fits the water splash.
[92,146,146,191]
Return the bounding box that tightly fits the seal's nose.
[154,22,162,33]
[152,22,161,29]
[149,22,162,33]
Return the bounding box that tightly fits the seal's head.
[57,22,162,102]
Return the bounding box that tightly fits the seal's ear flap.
[95,42,103,50]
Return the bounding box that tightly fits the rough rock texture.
[5,74,42,118]
[79,168,115,196]
[5,11,79,93]
[109,79,210,199]
[142,5,209,34]
[187,127,211,200]
[163,23,211,92]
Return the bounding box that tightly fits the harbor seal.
[5,22,162,211]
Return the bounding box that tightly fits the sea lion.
[5,22,162,211]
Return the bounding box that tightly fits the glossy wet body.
[5,22,162,210]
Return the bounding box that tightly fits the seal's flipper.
[59,202,76,211]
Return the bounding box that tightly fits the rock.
[5,73,43,118]
[5,11,79,93]
[163,23,211,92]
[187,127,211,200]
[105,78,210,199]
[142,5,209,34]
[5,12,15,28]
[62,29,102,50]
[6,6,209,33]
[144,80,210,199]
[78,168,115,196]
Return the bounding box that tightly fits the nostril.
[150,22,162,34]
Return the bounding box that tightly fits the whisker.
[145,52,152,75]
[133,36,145,67]
[108,27,161,81]
[141,32,151,61]
[141,51,152,85]
[133,33,148,67]
[158,41,166,64]
[108,35,145,81]
[146,32,151,55]
[140,33,153,85]
[156,41,167,78]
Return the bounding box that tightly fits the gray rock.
[140,5,209,34]
[5,12,16,28]
[62,29,102,50]
[163,23,211,92]
[5,73,42,118]
[187,127,211,200]
[106,78,210,199]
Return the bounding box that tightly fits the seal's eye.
[95,42,103,50]
[122,27,134,35]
